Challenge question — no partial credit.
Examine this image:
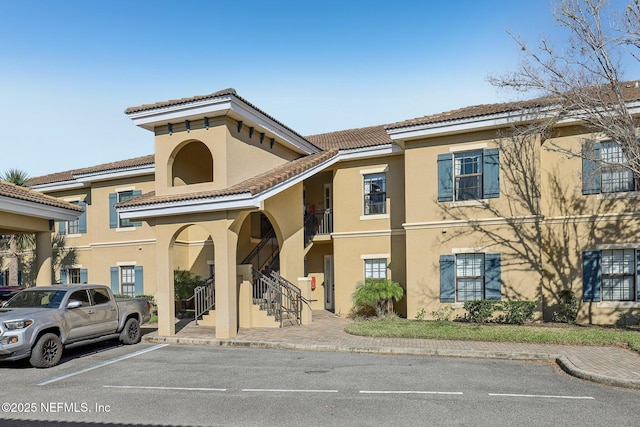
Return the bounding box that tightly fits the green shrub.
[499,301,535,324]
[414,308,427,321]
[463,300,498,323]
[352,278,404,317]
[431,305,454,322]
[174,269,202,302]
[553,289,578,324]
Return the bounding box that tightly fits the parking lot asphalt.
[143,310,640,390]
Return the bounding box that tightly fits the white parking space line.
[360,391,463,395]
[104,385,226,392]
[36,344,167,386]
[242,389,338,393]
[488,393,595,400]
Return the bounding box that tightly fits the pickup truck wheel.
[121,318,141,345]
[30,333,63,368]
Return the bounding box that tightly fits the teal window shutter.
[17,271,22,286]
[134,266,144,296]
[60,269,67,284]
[109,193,118,228]
[437,154,453,202]
[78,201,87,233]
[80,268,88,284]
[58,221,66,235]
[439,255,455,302]
[110,267,119,294]
[484,253,502,300]
[483,148,500,198]
[582,141,601,195]
[132,190,142,227]
[582,251,601,302]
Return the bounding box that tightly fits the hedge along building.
[0,181,82,286]
[27,83,640,336]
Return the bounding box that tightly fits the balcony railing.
[304,209,333,246]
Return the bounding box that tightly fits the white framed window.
[456,253,485,301]
[454,151,483,201]
[601,142,636,193]
[365,258,387,280]
[120,265,136,297]
[601,249,636,301]
[363,173,386,215]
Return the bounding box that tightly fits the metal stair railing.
[193,274,215,325]
[252,269,303,327]
[241,228,276,264]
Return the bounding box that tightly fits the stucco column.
[298,277,313,325]
[35,231,52,286]
[214,225,238,339]
[156,233,175,336]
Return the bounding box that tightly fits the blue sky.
[0,0,634,177]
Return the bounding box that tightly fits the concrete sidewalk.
[143,310,640,390]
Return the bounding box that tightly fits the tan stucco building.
[11,84,640,336]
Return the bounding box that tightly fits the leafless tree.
[490,0,640,174]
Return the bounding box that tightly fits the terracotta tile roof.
[386,81,640,130]
[0,181,83,212]
[118,149,339,208]
[125,88,314,146]
[306,125,391,150]
[30,155,155,186]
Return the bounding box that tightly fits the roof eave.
[119,153,341,219]
[0,196,82,221]
[127,94,320,156]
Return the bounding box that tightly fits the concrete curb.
[144,334,640,390]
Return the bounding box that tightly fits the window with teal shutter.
[78,201,87,233]
[582,251,601,302]
[110,266,119,294]
[110,191,142,228]
[439,255,455,302]
[58,221,66,235]
[134,266,144,296]
[440,253,502,302]
[438,149,500,202]
[437,154,453,202]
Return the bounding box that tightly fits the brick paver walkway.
[144,311,640,389]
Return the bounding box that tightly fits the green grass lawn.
[344,319,640,352]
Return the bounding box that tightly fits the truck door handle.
[110,307,116,311]
[87,310,95,314]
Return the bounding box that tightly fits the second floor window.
[363,173,386,215]
[109,190,142,229]
[454,151,483,201]
[583,140,638,195]
[601,141,635,193]
[438,148,500,202]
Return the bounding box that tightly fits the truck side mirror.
[67,300,82,309]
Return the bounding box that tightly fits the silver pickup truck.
[0,284,151,368]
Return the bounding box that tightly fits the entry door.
[323,183,333,210]
[324,255,334,311]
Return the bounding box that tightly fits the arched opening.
[170,224,215,316]
[170,140,213,186]
[237,212,280,275]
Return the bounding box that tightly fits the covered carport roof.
[0,181,82,233]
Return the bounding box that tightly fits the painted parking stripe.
[36,344,167,386]
[488,393,595,400]
[360,391,463,395]
[242,389,338,393]
[104,385,226,392]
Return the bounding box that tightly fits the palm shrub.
[352,278,404,317]
[174,269,202,309]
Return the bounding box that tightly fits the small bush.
[553,289,578,324]
[431,305,454,322]
[415,308,427,321]
[499,301,535,324]
[463,300,498,323]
